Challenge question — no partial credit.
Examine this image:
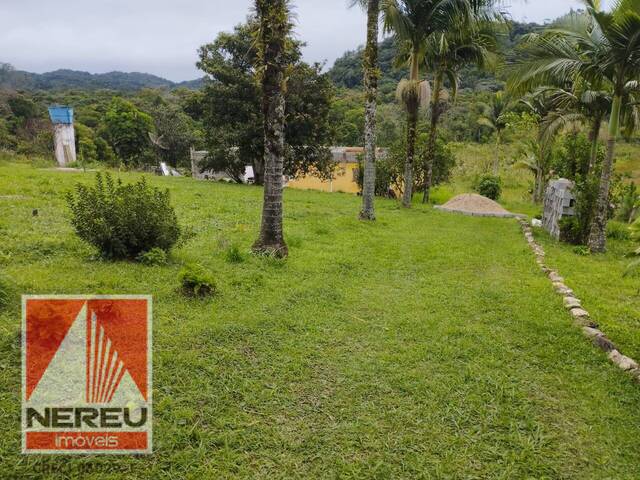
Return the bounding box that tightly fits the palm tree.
[508,12,611,176]
[383,0,499,207]
[587,0,640,253]
[508,1,640,252]
[252,0,291,257]
[422,20,499,203]
[533,83,610,174]
[352,0,381,221]
[515,139,555,203]
[477,91,510,175]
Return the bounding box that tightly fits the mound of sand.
[435,193,518,218]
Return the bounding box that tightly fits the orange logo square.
[22,296,152,454]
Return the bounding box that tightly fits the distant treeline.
[0,64,203,92]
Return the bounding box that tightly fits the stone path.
[520,219,640,382]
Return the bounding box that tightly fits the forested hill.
[0,64,204,92]
[1,20,541,94]
[328,20,543,94]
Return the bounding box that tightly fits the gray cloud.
[0,0,601,82]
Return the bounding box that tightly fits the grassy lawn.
[536,229,640,364]
[2,160,640,478]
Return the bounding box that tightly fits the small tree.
[477,91,510,175]
[102,98,153,166]
[197,20,334,185]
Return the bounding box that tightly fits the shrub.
[137,248,168,266]
[475,175,502,200]
[573,245,590,256]
[615,181,639,223]
[559,217,583,245]
[178,264,217,298]
[67,172,180,260]
[356,135,456,198]
[225,245,245,264]
[607,221,631,241]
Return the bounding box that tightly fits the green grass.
[616,142,640,183]
[535,228,640,363]
[2,162,640,478]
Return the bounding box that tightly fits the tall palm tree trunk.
[253,0,289,258]
[588,94,621,253]
[402,52,420,208]
[360,0,379,221]
[534,168,544,203]
[403,108,418,207]
[423,74,442,204]
[253,158,265,186]
[493,132,501,175]
[587,116,602,175]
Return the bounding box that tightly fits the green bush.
[137,247,169,266]
[356,135,456,198]
[66,172,180,260]
[573,245,591,256]
[178,264,217,298]
[607,221,631,241]
[559,217,583,245]
[475,175,502,200]
[615,181,639,223]
[225,245,245,264]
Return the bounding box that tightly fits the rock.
[573,317,598,328]
[571,308,590,319]
[548,272,564,283]
[582,326,602,339]
[629,368,640,382]
[553,283,574,296]
[593,335,616,353]
[608,350,639,371]
[532,218,543,228]
[563,297,582,310]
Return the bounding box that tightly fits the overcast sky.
[0,0,607,82]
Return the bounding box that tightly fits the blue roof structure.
[48,106,74,125]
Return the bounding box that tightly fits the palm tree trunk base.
[252,242,289,258]
[359,210,376,221]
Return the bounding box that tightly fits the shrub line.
[519,219,640,383]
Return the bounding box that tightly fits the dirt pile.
[435,193,518,218]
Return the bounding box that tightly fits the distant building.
[189,146,387,194]
[288,147,388,194]
[48,106,76,167]
[189,148,254,183]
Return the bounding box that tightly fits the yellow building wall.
[287,162,360,194]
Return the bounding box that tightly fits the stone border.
[434,205,525,218]
[519,219,640,383]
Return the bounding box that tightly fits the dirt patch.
[435,193,519,218]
